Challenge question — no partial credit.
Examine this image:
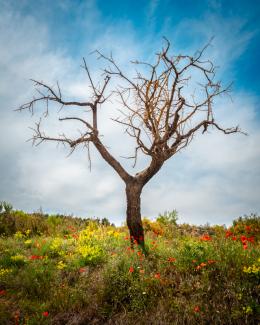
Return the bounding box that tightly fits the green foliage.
[0,207,259,324]
[0,201,13,213]
[157,209,178,225]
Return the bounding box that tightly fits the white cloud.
[0,4,259,227]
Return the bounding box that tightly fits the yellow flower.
[57,261,66,269]
[24,239,32,245]
[243,306,253,315]
[0,268,12,277]
[11,255,25,262]
[113,231,120,238]
[243,265,260,274]
[14,231,24,239]
[107,230,120,238]
[237,293,242,301]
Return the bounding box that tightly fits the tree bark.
[125,180,145,250]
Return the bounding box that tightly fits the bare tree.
[18,39,244,250]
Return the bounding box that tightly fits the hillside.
[0,203,259,324]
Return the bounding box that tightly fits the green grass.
[0,209,259,324]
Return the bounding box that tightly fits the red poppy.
[207,259,216,265]
[243,244,248,250]
[225,230,233,238]
[129,266,134,273]
[240,235,247,243]
[200,234,212,241]
[247,236,254,243]
[0,290,6,295]
[42,311,49,317]
[245,225,251,233]
[154,273,161,279]
[14,311,20,325]
[194,306,200,313]
[167,257,176,262]
[231,236,237,241]
[29,255,43,260]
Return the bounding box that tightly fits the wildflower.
[129,266,134,273]
[245,225,251,233]
[167,257,176,262]
[124,236,129,241]
[0,268,12,277]
[240,235,247,243]
[113,231,120,238]
[225,230,233,238]
[243,265,260,274]
[247,236,254,243]
[194,306,200,313]
[29,255,43,260]
[79,267,88,274]
[243,306,253,315]
[0,290,7,295]
[24,239,32,245]
[200,234,212,241]
[11,255,25,262]
[14,311,20,325]
[231,236,237,241]
[42,311,49,317]
[207,259,216,265]
[57,261,66,270]
[237,293,242,300]
[14,231,24,239]
[196,262,207,270]
[154,273,161,279]
[140,269,145,274]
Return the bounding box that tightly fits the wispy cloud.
[0,1,259,226]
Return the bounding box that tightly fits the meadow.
[0,202,259,324]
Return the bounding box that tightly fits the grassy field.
[0,203,259,324]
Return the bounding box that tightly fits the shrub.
[157,210,178,225]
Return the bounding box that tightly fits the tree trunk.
[125,180,145,250]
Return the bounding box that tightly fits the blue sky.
[8,0,260,93]
[0,0,259,225]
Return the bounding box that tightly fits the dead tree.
[18,39,244,250]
